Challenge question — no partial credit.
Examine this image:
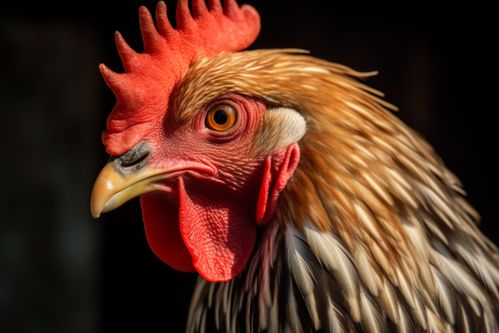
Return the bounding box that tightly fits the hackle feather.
[180,49,499,332]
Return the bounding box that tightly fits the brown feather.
[180,49,499,332]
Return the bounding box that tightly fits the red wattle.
[178,178,257,282]
[141,192,195,272]
[139,145,300,282]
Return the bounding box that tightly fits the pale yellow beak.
[90,162,171,218]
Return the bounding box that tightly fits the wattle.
[140,178,257,282]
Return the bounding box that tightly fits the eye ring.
[205,104,237,132]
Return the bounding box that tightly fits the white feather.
[286,225,323,328]
[455,243,498,298]
[426,308,447,333]
[431,242,487,307]
[484,309,496,333]
[327,297,346,333]
[421,213,449,245]
[397,304,411,333]
[402,216,435,292]
[286,283,303,332]
[377,279,399,322]
[267,285,279,333]
[432,267,455,324]
[286,227,315,295]
[360,289,383,333]
[354,246,381,296]
[306,293,321,329]
[419,183,455,229]
[460,306,470,333]
[303,224,361,321]
[303,224,357,298]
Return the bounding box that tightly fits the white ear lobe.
[256,107,307,154]
[271,107,307,145]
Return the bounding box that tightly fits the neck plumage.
[187,128,498,333]
[185,50,498,333]
[188,215,497,333]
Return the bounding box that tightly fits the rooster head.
[90,0,305,282]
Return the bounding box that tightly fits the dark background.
[1,0,497,332]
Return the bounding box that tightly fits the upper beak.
[90,162,172,218]
[91,142,217,218]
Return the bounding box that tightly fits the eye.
[205,104,237,132]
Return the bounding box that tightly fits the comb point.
[139,6,160,53]
[223,0,240,19]
[191,0,208,18]
[99,63,111,76]
[98,63,107,73]
[99,63,119,87]
[155,1,173,36]
[114,31,137,70]
[208,0,223,13]
[176,0,195,31]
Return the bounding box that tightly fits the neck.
[187,220,283,333]
[186,112,498,332]
[186,218,373,333]
[184,49,498,331]
[187,198,498,333]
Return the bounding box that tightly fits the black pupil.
[213,109,228,125]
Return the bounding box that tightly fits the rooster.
[90,1,499,332]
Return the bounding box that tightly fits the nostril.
[116,142,150,169]
[120,151,149,167]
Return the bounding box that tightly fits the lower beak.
[90,162,171,218]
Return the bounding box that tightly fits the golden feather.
[181,49,499,331]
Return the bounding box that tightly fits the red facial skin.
[129,93,300,282]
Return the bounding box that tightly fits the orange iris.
[205,104,237,132]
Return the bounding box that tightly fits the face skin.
[150,93,267,193]
[91,91,302,281]
[92,93,267,216]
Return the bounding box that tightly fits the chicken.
[90,0,499,332]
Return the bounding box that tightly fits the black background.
[1,1,497,332]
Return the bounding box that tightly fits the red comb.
[100,0,260,156]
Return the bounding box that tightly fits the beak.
[90,162,172,218]
[91,141,217,218]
